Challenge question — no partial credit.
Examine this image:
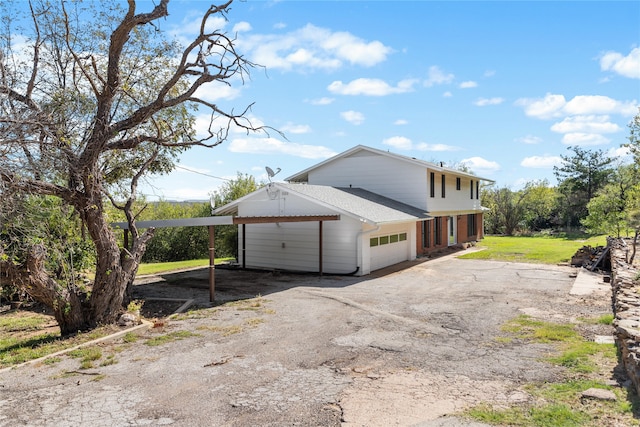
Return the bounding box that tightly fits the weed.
[68,346,102,369]
[548,342,616,373]
[100,355,117,366]
[91,374,107,382]
[244,318,264,327]
[122,332,138,343]
[579,314,614,325]
[127,300,144,313]
[197,325,243,336]
[144,330,199,346]
[501,315,578,343]
[42,357,61,365]
[529,404,589,426]
[466,404,528,425]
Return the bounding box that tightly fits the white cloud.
[281,122,312,134]
[274,22,286,30]
[238,24,392,71]
[340,110,365,125]
[608,145,631,159]
[309,97,335,105]
[484,70,496,78]
[516,93,638,119]
[193,81,241,102]
[516,93,567,119]
[414,142,462,152]
[233,22,252,33]
[550,115,621,134]
[228,137,337,159]
[394,119,409,125]
[382,137,461,152]
[442,91,453,98]
[563,95,638,116]
[424,66,454,87]
[561,133,610,146]
[474,97,504,106]
[520,155,562,168]
[383,136,412,150]
[459,81,478,89]
[461,157,500,173]
[600,47,640,79]
[328,78,418,96]
[515,135,543,144]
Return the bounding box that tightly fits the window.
[456,177,461,190]
[470,179,474,199]
[370,237,379,247]
[430,172,435,198]
[380,236,389,245]
[435,217,442,245]
[467,214,477,237]
[399,233,407,241]
[441,174,446,198]
[476,181,479,200]
[390,234,399,243]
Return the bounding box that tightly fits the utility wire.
[173,164,232,181]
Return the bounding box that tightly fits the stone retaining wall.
[609,237,640,391]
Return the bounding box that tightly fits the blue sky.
[140,1,639,200]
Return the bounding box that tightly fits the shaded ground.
[0,254,621,426]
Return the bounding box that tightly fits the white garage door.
[370,232,409,271]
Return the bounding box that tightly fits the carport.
[113,214,339,302]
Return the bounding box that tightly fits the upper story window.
[441,174,445,198]
[430,172,435,198]
[476,180,479,199]
[470,179,474,199]
[456,177,461,190]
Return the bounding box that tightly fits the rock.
[581,388,616,401]
[118,312,138,326]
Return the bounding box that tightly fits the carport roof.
[215,183,430,225]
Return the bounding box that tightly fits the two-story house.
[214,145,493,275]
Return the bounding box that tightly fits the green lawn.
[137,257,234,275]
[459,234,606,264]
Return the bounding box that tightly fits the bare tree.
[0,0,266,335]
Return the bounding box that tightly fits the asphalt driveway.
[0,254,612,426]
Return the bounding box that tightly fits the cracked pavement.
[0,255,612,426]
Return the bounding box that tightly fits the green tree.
[211,172,261,258]
[625,108,640,167]
[0,0,267,335]
[519,180,558,231]
[554,146,614,228]
[482,186,525,236]
[140,202,211,262]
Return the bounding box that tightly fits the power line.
[174,164,232,181]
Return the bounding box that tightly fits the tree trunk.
[0,244,91,335]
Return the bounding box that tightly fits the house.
[214,145,494,275]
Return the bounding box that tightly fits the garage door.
[370,232,409,271]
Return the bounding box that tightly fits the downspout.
[355,223,381,275]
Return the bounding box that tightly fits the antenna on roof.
[265,166,281,183]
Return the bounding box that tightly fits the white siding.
[308,152,428,210]
[237,188,361,274]
[426,170,484,214]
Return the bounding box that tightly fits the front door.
[448,216,456,246]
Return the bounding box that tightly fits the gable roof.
[214,183,430,225]
[285,144,495,183]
